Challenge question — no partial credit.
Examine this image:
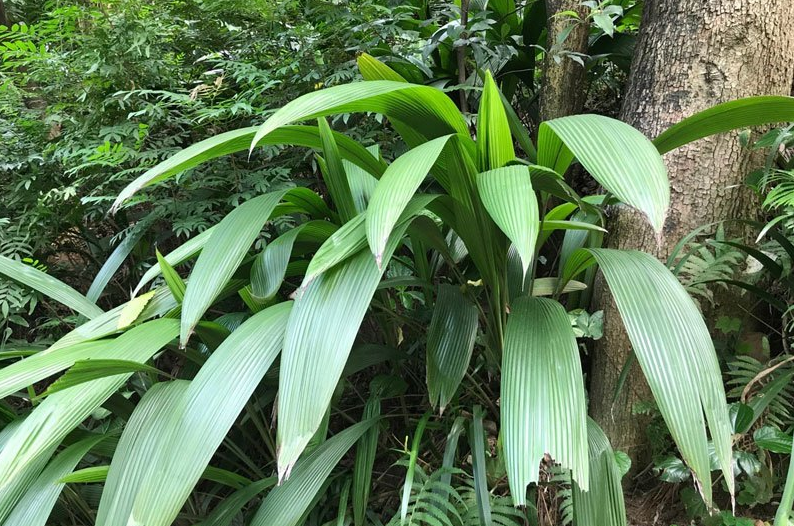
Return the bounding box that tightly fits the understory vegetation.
[1,1,794,526]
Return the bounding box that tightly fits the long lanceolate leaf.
[582,248,734,503]
[277,221,414,480]
[426,284,478,413]
[502,297,588,506]
[96,302,292,526]
[572,419,626,526]
[250,81,468,153]
[111,125,385,212]
[250,420,377,526]
[0,254,103,319]
[4,435,105,526]
[180,189,289,345]
[538,114,669,232]
[477,165,539,277]
[653,96,794,154]
[0,319,178,521]
[366,136,451,265]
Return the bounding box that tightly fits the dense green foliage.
[2,2,794,526]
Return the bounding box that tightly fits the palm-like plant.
[1,55,794,525]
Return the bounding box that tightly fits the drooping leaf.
[250,81,467,154]
[571,419,626,526]
[180,189,289,345]
[3,434,106,526]
[112,125,385,212]
[477,71,514,170]
[426,284,478,413]
[477,165,539,277]
[653,96,794,154]
[502,297,588,506]
[579,248,734,503]
[251,420,377,526]
[96,302,292,526]
[366,136,452,265]
[538,114,669,232]
[0,254,103,319]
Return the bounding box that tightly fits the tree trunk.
[538,0,589,122]
[590,0,794,472]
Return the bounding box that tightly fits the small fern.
[387,465,466,526]
[726,355,794,430]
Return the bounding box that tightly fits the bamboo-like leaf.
[112,125,385,212]
[426,284,478,413]
[580,248,734,503]
[198,478,277,526]
[87,227,145,302]
[353,394,381,526]
[477,165,539,277]
[502,297,588,506]
[251,226,304,301]
[0,319,178,521]
[180,189,290,345]
[318,118,358,222]
[538,114,669,232]
[477,71,514,170]
[251,420,377,526]
[277,220,414,479]
[39,359,166,398]
[4,434,105,526]
[653,96,794,154]
[156,249,186,303]
[470,406,493,526]
[0,254,103,319]
[366,136,451,265]
[250,81,468,155]
[571,419,626,526]
[96,302,292,526]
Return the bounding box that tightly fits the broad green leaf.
[277,221,413,479]
[582,248,734,503]
[426,284,478,413]
[180,189,289,345]
[571,419,626,526]
[251,420,377,526]
[0,319,178,521]
[250,81,468,154]
[366,136,452,265]
[477,71,514,170]
[96,302,292,526]
[538,114,669,231]
[0,254,103,319]
[345,145,380,214]
[198,478,277,526]
[4,434,105,526]
[357,53,408,82]
[112,125,385,212]
[251,226,304,301]
[653,96,794,154]
[530,277,587,297]
[754,426,792,454]
[477,165,539,276]
[502,297,588,506]
[318,117,357,222]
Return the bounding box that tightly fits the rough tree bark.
[538,0,589,122]
[590,0,794,471]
